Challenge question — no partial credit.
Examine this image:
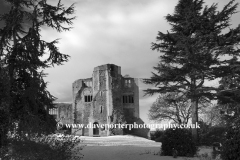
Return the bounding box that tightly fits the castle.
[50,64,140,136]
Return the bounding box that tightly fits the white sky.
[41,0,240,124]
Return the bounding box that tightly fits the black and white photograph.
[0,0,240,159]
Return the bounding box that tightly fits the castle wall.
[72,79,93,136]
[89,64,122,136]
[91,67,108,136]
[122,78,139,119]
[133,78,139,118]
[52,103,72,124]
[70,64,140,137]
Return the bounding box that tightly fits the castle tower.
[72,64,139,136]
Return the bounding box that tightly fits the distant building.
[49,103,72,124]
[50,64,140,137]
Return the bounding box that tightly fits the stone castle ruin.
[50,64,150,137]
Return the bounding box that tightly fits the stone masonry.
[71,64,140,136]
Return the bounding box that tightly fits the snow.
[78,135,213,160]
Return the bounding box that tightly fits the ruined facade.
[49,103,72,124]
[71,64,139,136]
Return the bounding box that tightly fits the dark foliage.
[144,0,240,142]
[218,78,240,159]
[221,118,240,160]
[161,128,197,157]
[198,121,226,146]
[110,128,123,135]
[150,129,164,142]
[0,134,83,160]
[110,108,126,135]
[216,56,240,159]
[0,0,75,145]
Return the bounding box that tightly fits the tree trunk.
[191,98,198,144]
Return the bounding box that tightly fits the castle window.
[124,79,131,87]
[49,108,58,119]
[84,95,92,102]
[100,91,103,96]
[100,106,103,113]
[123,95,134,103]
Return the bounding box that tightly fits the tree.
[149,92,210,124]
[149,92,191,124]
[0,60,10,147]
[0,0,75,142]
[217,58,240,160]
[144,0,240,143]
[199,104,222,126]
[216,57,240,126]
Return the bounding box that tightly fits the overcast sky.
[1,0,240,124]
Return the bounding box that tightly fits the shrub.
[110,127,123,135]
[199,125,226,146]
[221,118,240,160]
[155,136,163,142]
[161,128,197,157]
[1,134,83,160]
[195,153,221,160]
[150,129,164,142]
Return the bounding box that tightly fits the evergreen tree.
[217,57,240,160]
[0,60,10,147]
[144,0,240,142]
[0,0,75,142]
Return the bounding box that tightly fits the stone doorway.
[93,122,99,136]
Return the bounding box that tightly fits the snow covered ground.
[79,135,213,160]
